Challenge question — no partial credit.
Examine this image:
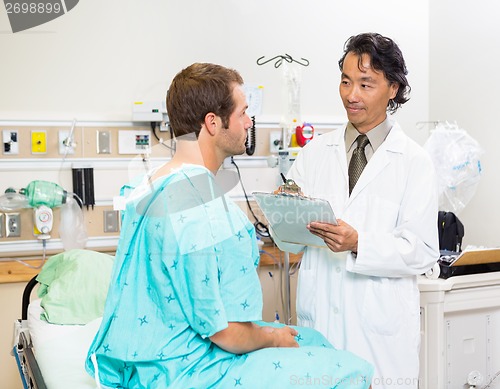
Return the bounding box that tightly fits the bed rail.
[15,274,48,389]
[22,275,39,321]
[17,331,47,389]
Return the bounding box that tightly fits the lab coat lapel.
[326,127,348,183]
[346,124,406,204]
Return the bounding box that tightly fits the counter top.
[417,271,500,292]
[259,245,302,267]
[0,259,42,283]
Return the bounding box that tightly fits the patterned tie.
[348,134,370,195]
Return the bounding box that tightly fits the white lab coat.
[281,122,439,389]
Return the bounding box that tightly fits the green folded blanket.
[36,249,114,325]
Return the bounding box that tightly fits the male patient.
[86,62,373,388]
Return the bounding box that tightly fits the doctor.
[277,33,439,388]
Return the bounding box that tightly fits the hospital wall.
[2,1,500,388]
[428,0,500,248]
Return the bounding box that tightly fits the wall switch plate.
[5,212,21,237]
[59,130,75,155]
[31,130,47,154]
[104,210,119,232]
[2,130,19,154]
[97,130,111,154]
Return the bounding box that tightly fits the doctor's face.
[339,52,398,134]
[218,84,252,157]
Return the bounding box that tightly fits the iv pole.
[256,53,309,326]
[283,252,291,324]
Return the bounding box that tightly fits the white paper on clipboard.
[252,192,337,247]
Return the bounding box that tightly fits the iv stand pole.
[283,251,291,325]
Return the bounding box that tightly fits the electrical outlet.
[59,130,75,155]
[5,212,21,237]
[31,130,47,154]
[269,131,282,153]
[3,130,19,154]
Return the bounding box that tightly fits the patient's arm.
[209,322,299,354]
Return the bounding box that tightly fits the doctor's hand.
[307,219,358,253]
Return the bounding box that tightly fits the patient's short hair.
[166,63,243,138]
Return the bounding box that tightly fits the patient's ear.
[204,112,218,136]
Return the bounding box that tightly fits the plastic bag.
[0,192,29,211]
[59,195,88,250]
[423,122,483,214]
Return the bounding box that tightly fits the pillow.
[36,249,114,325]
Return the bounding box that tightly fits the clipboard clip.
[274,178,304,197]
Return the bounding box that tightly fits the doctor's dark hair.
[338,32,410,114]
[166,63,243,138]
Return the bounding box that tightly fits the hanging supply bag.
[423,122,484,214]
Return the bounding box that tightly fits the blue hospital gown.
[86,164,373,388]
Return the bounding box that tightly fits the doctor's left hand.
[307,219,358,253]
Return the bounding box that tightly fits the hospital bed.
[12,249,114,389]
[12,248,375,389]
[13,276,101,389]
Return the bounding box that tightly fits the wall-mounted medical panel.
[0,120,337,259]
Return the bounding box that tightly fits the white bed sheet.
[28,299,101,389]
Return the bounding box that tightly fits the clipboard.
[437,248,500,278]
[447,248,500,267]
[252,192,337,247]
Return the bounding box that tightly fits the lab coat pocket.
[361,279,402,336]
[296,269,317,324]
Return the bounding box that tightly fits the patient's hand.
[261,325,299,348]
[210,322,298,354]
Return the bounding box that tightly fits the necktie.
[348,134,370,195]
